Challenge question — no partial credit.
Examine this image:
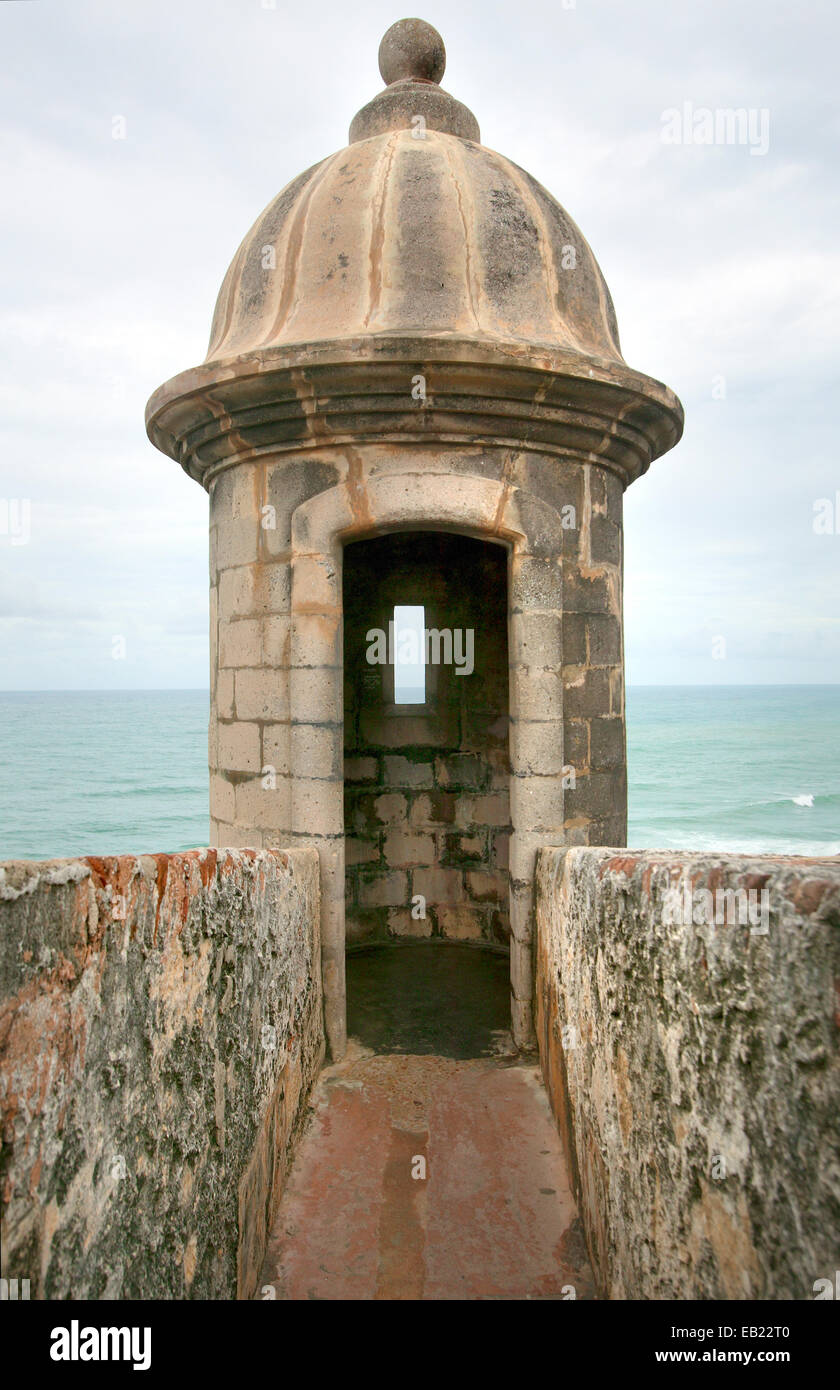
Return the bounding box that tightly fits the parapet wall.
[536,847,840,1300]
[0,847,323,1300]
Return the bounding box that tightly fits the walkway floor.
[258,943,594,1300]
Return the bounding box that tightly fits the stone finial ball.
[378,18,446,85]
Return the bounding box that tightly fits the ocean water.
[626,685,839,857]
[0,687,837,862]
[0,691,210,861]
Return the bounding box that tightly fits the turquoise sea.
[0,687,837,862]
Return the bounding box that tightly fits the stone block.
[586,814,626,846]
[358,870,409,908]
[235,774,291,829]
[360,710,457,748]
[509,554,563,613]
[460,706,508,750]
[510,720,565,775]
[220,618,262,668]
[213,473,261,569]
[590,514,621,566]
[442,830,487,865]
[217,669,235,720]
[263,616,291,667]
[589,716,624,769]
[291,612,341,667]
[492,831,510,870]
[509,832,557,889]
[510,996,534,1049]
[387,908,432,938]
[437,904,483,940]
[263,723,291,778]
[344,756,378,783]
[214,821,264,849]
[345,836,380,866]
[290,553,340,613]
[487,747,510,788]
[345,791,380,835]
[410,790,458,826]
[236,669,290,722]
[510,670,563,722]
[458,792,510,828]
[290,666,341,724]
[562,613,587,666]
[219,721,261,774]
[510,937,533,1000]
[210,773,235,823]
[291,724,342,779]
[374,791,408,825]
[466,870,508,902]
[219,562,290,619]
[510,611,563,669]
[563,567,612,615]
[587,615,621,666]
[563,719,588,771]
[383,830,436,867]
[562,667,610,718]
[291,778,343,836]
[383,754,435,788]
[412,866,463,903]
[433,753,487,789]
[563,770,619,822]
[588,464,608,509]
[510,776,565,833]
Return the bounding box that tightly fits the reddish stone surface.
[258,1047,593,1301]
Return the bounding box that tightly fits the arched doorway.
[342,532,511,1053]
[288,471,568,1061]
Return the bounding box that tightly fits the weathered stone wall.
[344,532,510,945]
[0,847,323,1300]
[536,847,840,1300]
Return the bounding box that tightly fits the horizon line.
[0,683,838,695]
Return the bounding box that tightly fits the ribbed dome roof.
[205,130,623,366]
[146,19,682,485]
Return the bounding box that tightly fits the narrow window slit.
[393,605,426,704]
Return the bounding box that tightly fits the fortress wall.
[0,847,323,1300]
[535,847,840,1299]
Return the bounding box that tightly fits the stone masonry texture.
[0,848,323,1300]
[535,847,840,1300]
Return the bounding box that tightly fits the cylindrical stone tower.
[146,19,683,1060]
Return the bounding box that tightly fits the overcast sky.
[1,0,837,689]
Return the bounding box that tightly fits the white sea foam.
[792,793,815,807]
[628,831,840,858]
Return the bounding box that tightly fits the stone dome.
[146,19,682,485]
[205,133,623,366]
